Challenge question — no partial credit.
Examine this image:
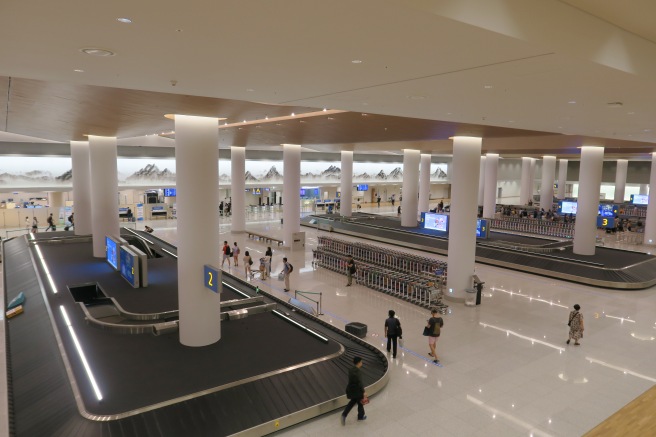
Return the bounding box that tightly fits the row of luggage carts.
[317,235,447,275]
[313,237,448,312]
[490,218,575,238]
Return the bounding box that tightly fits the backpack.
[287,263,293,273]
[349,262,356,274]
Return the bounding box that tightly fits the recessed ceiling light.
[508,120,515,123]
[322,108,327,111]
[117,17,132,24]
[362,113,368,116]
[246,88,254,92]
[484,85,493,89]
[80,48,115,57]
[73,69,84,73]
[408,95,426,100]
[351,60,363,64]
[327,117,334,120]
[644,129,652,132]
[568,100,576,104]
[276,123,282,126]
[627,112,635,115]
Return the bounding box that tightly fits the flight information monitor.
[630,194,649,205]
[559,201,578,215]
[476,219,489,239]
[356,184,369,191]
[163,188,176,197]
[120,245,140,288]
[105,236,120,270]
[598,204,617,218]
[421,213,449,232]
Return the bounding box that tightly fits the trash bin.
[465,288,477,307]
[345,322,367,338]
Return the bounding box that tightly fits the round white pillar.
[574,146,604,255]
[70,141,92,235]
[283,144,301,246]
[540,156,556,211]
[88,136,119,257]
[48,191,64,208]
[639,184,649,195]
[401,149,420,227]
[483,153,498,218]
[643,153,656,245]
[478,156,486,206]
[529,158,537,202]
[174,115,221,347]
[340,151,353,217]
[614,160,628,203]
[447,137,482,302]
[418,153,431,215]
[231,146,246,232]
[519,157,531,205]
[557,159,568,200]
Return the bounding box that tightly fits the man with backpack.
[45,213,56,231]
[346,255,356,286]
[281,257,293,292]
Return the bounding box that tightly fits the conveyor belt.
[303,214,656,289]
[3,235,389,436]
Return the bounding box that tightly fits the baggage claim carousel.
[2,230,389,437]
[303,213,656,290]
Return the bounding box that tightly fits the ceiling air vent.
[606,102,623,107]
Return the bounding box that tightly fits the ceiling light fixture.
[568,100,576,104]
[80,48,115,57]
[246,88,254,92]
[73,69,84,73]
[291,113,295,116]
[117,17,132,23]
[484,85,493,89]
[351,60,363,64]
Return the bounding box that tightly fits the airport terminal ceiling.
[1,1,656,159]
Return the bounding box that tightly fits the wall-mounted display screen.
[356,184,369,191]
[163,188,176,197]
[421,213,449,232]
[120,245,140,288]
[598,204,617,218]
[560,201,578,215]
[300,189,306,196]
[105,236,120,270]
[476,219,488,239]
[630,194,649,205]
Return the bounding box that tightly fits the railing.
[489,217,575,239]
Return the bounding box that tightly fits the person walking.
[25,216,30,231]
[341,356,367,425]
[566,304,584,346]
[265,246,273,275]
[31,217,39,234]
[243,250,253,277]
[221,241,231,267]
[281,257,293,292]
[426,308,444,364]
[46,213,56,231]
[376,195,381,207]
[391,194,395,207]
[346,255,356,286]
[233,242,240,267]
[384,310,402,358]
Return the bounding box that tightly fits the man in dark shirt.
[346,255,356,286]
[341,356,366,425]
[384,310,402,358]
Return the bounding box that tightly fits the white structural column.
[519,157,532,205]
[283,144,301,246]
[48,191,64,208]
[643,153,656,245]
[230,146,246,232]
[614,159,628,203]
[340,151,353,217]
[401,149,420,227]
[540,156,556,210]
[447,137,482,302]
[478,156,486,206]
[529,158,536,202]
[557,159,568,199]
[175,115,221,346]
[640,184,649,195]
[574,146,604,255]
[88,136,119,257]
[70,141,92,235]
[483,153,499,218]
[418,153,431,214]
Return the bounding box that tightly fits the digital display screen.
[356,184,369,191]
[598,204,617,218]
[314,188,320,196]
[300,189,306,196]
[264,187,270,192]
[164,188,176,197]
[631,194,649,205]
[422,213,448,232]
[560,201,578,215]
[105,236,119,270]
[476,219,488,239]
[253,188,261,195]
[120,246,138,288]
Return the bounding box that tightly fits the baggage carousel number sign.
[204,264,220,293]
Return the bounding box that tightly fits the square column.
[478,156,486,206]
[483,153,498,218]
[401,149,420,227]
[557,159,568,200]
[540,156,556,211]
[283,144,301,246]
[70,141,92,235]
[574,146,604,255]
[231,146,246,232]
[613,159,628,203]
[88,136,119,257]
[418,153,431,214]
[519,157,532,205]
[340,151,353,217]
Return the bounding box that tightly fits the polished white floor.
[5,206,656,436]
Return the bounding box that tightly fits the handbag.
[422,326,431,336]
[278,271,285,281]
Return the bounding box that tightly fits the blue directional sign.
[204,264,220,293]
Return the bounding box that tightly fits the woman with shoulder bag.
[423,308,443,364]
[243,251,252,278]
[566,304,584,346]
